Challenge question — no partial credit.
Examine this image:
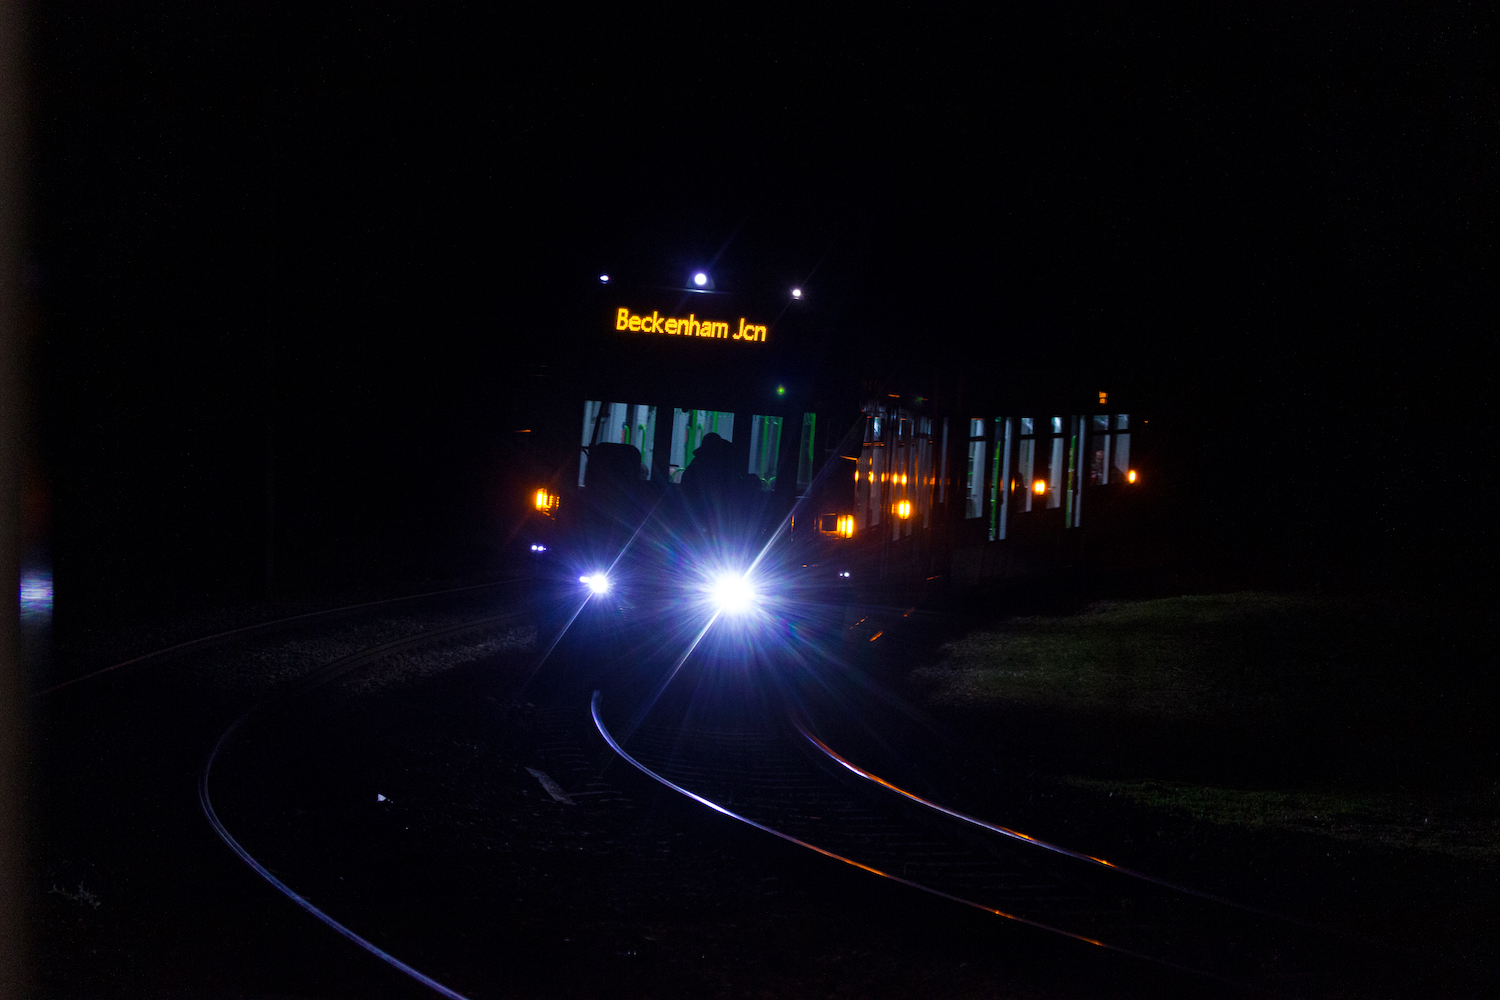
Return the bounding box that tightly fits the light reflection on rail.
[794,718,1319,925]
[586,691,1228,972]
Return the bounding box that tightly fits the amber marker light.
[1127,469,1138,484]
[837,515,855,538]
[1032,480,1047,495]
[896,500,912,519]
[534,489,557,513]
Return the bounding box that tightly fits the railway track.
[46,587,1492,997]
[591,686,1483,999]
[199,606,536,1000]
[38,578,541,999]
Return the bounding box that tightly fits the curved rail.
[797,720,1406,947]
[590,691,1225,982]
[36,577,522,697]
[793,719,1295,919]
[201,609,529,1000]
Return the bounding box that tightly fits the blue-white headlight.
[580,573,611,595]
[709,572,756,614]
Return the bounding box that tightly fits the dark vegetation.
[910,589,1498,853]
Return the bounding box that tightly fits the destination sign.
[614,308,768,343]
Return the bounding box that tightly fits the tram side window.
[892,415,911,540]
[1113,414,1131,482]
[965,418,986,519]
[1046,416,1064,509]
[580,401,657,485]
[859,408,883,527]
[748,415,783,491]
[1089,414,1111,485]
[917,416,933,528]
[669,408,734,483]
[1088,413,1131,485]
[1017,417,1035,513]
[937,417,948,505]
[989,416,1010,541]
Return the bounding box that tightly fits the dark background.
[24,5,1495,623]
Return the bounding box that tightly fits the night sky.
[25,5,1494,619]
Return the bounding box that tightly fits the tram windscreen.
[581,401,656,485]
[670,408,734,483]
[796,413,816,494]
[747,415,783,491]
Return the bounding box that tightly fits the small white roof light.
[791,288,802,299]
[599,274,610,283]
[693,272,709,287]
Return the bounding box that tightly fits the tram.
[512,273,1148,610]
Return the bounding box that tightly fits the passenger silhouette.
[679,432,738,494]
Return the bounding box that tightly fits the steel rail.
[792,719,1301,917]
[589,690,1235,989]
[200,608,531,1000]
[36,576,524,697]
[795,718,1435,956]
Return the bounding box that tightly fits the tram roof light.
[693,272,709,287]
[599,274,610,283]
[791,288,802,299]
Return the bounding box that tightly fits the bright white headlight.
[580,573,610,595]
[710,573,756,614]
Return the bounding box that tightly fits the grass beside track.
[911,591,1499,859]
[1060,776,1500,862]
